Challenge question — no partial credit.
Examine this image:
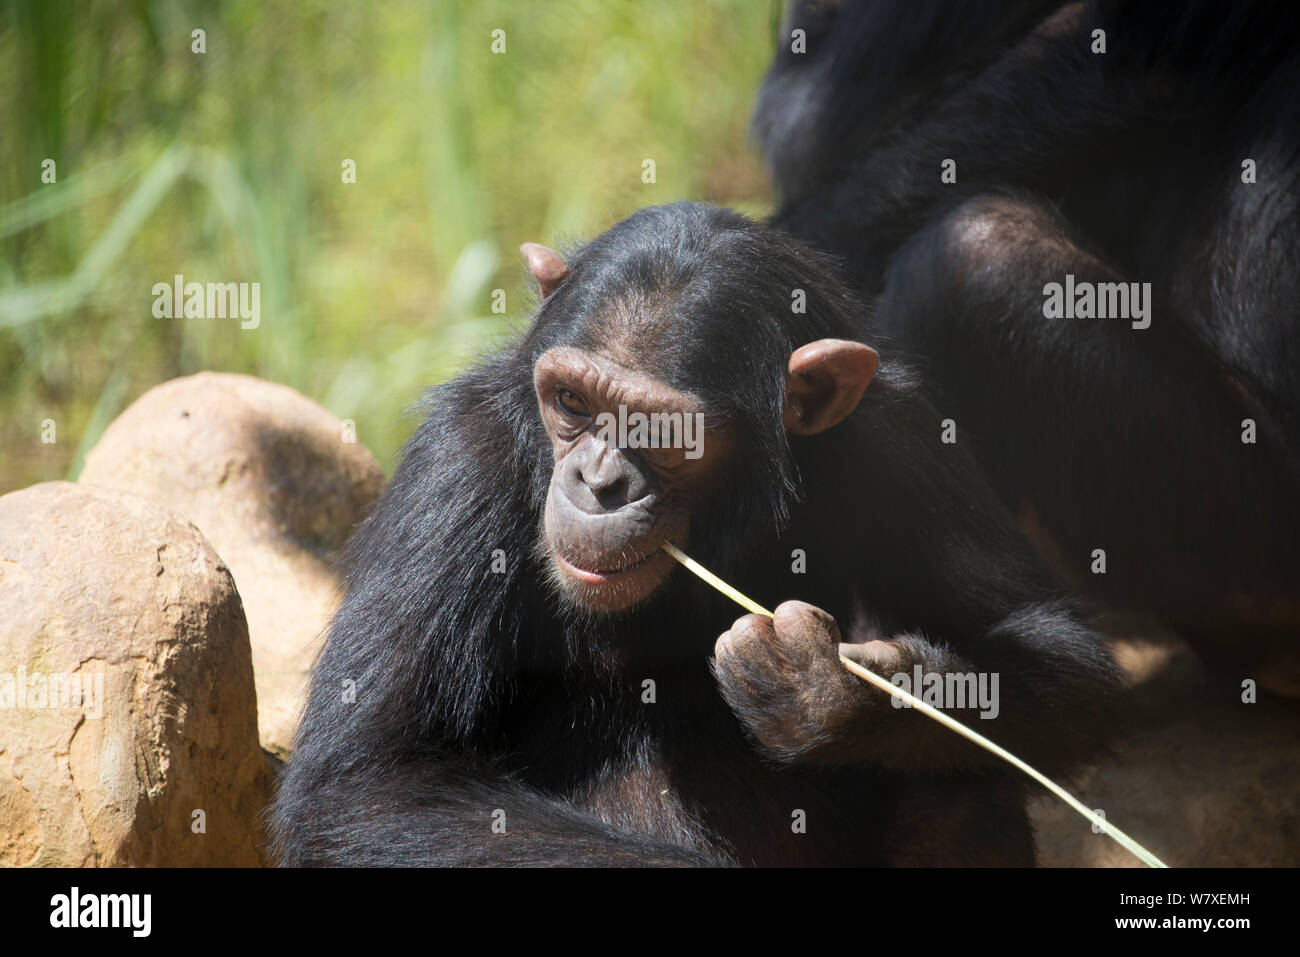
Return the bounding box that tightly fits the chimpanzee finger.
[772,600,841,646]
[838,639,910,674]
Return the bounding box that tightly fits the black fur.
[759,0,1300,683]
[271,203,1119,866]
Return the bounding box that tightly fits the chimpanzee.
[755,0,1300,693]
[271,202,1119,866]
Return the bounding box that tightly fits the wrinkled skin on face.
[534,344,726,613]
[531,331,877,620]
[531,329,878,618]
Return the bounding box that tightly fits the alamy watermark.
[0,666,104,719]
[890,665,1000,719]
[151,273,260,329]
[594,405,705,460]
[50,887,150,937]
[1043,274,1151,330]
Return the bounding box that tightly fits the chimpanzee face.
[534,345,730,613]
[532,337,876,614]
[523,237,878,615]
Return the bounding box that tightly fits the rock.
[0,482,269,866]
[1031,634,1300,866]
[79,372,384,756]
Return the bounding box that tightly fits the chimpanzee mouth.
[558,551,654,583]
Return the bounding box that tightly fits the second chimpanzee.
[272,202,1118,866]
[757,0,1300,693]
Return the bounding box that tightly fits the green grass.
[0,0,779,489]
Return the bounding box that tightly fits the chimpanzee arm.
[713,374,1123,779]
[715,574,1120,781]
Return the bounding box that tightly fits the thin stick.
[662,541,1168,869]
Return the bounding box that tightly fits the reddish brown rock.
[79,372,384,756]
[0,482,269,866]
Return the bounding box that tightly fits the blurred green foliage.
[0,0,779,490]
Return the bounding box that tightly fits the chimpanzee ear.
[782,339,879,435]
[521,243,570,299]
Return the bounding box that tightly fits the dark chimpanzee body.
[756,0,1300,693]
[272,203,1119,866]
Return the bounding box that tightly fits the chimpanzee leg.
[877,193,1300,692]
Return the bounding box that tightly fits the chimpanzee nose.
[577,444,656,512]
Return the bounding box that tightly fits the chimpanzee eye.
[556,389,590,418]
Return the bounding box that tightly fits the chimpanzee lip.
[558,550,654,582]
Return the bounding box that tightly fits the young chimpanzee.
[271,202,1118,866]
[756,0,1300,693]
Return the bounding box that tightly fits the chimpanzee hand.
[712,600,935,765]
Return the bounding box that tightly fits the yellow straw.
[661,541,1168,869]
